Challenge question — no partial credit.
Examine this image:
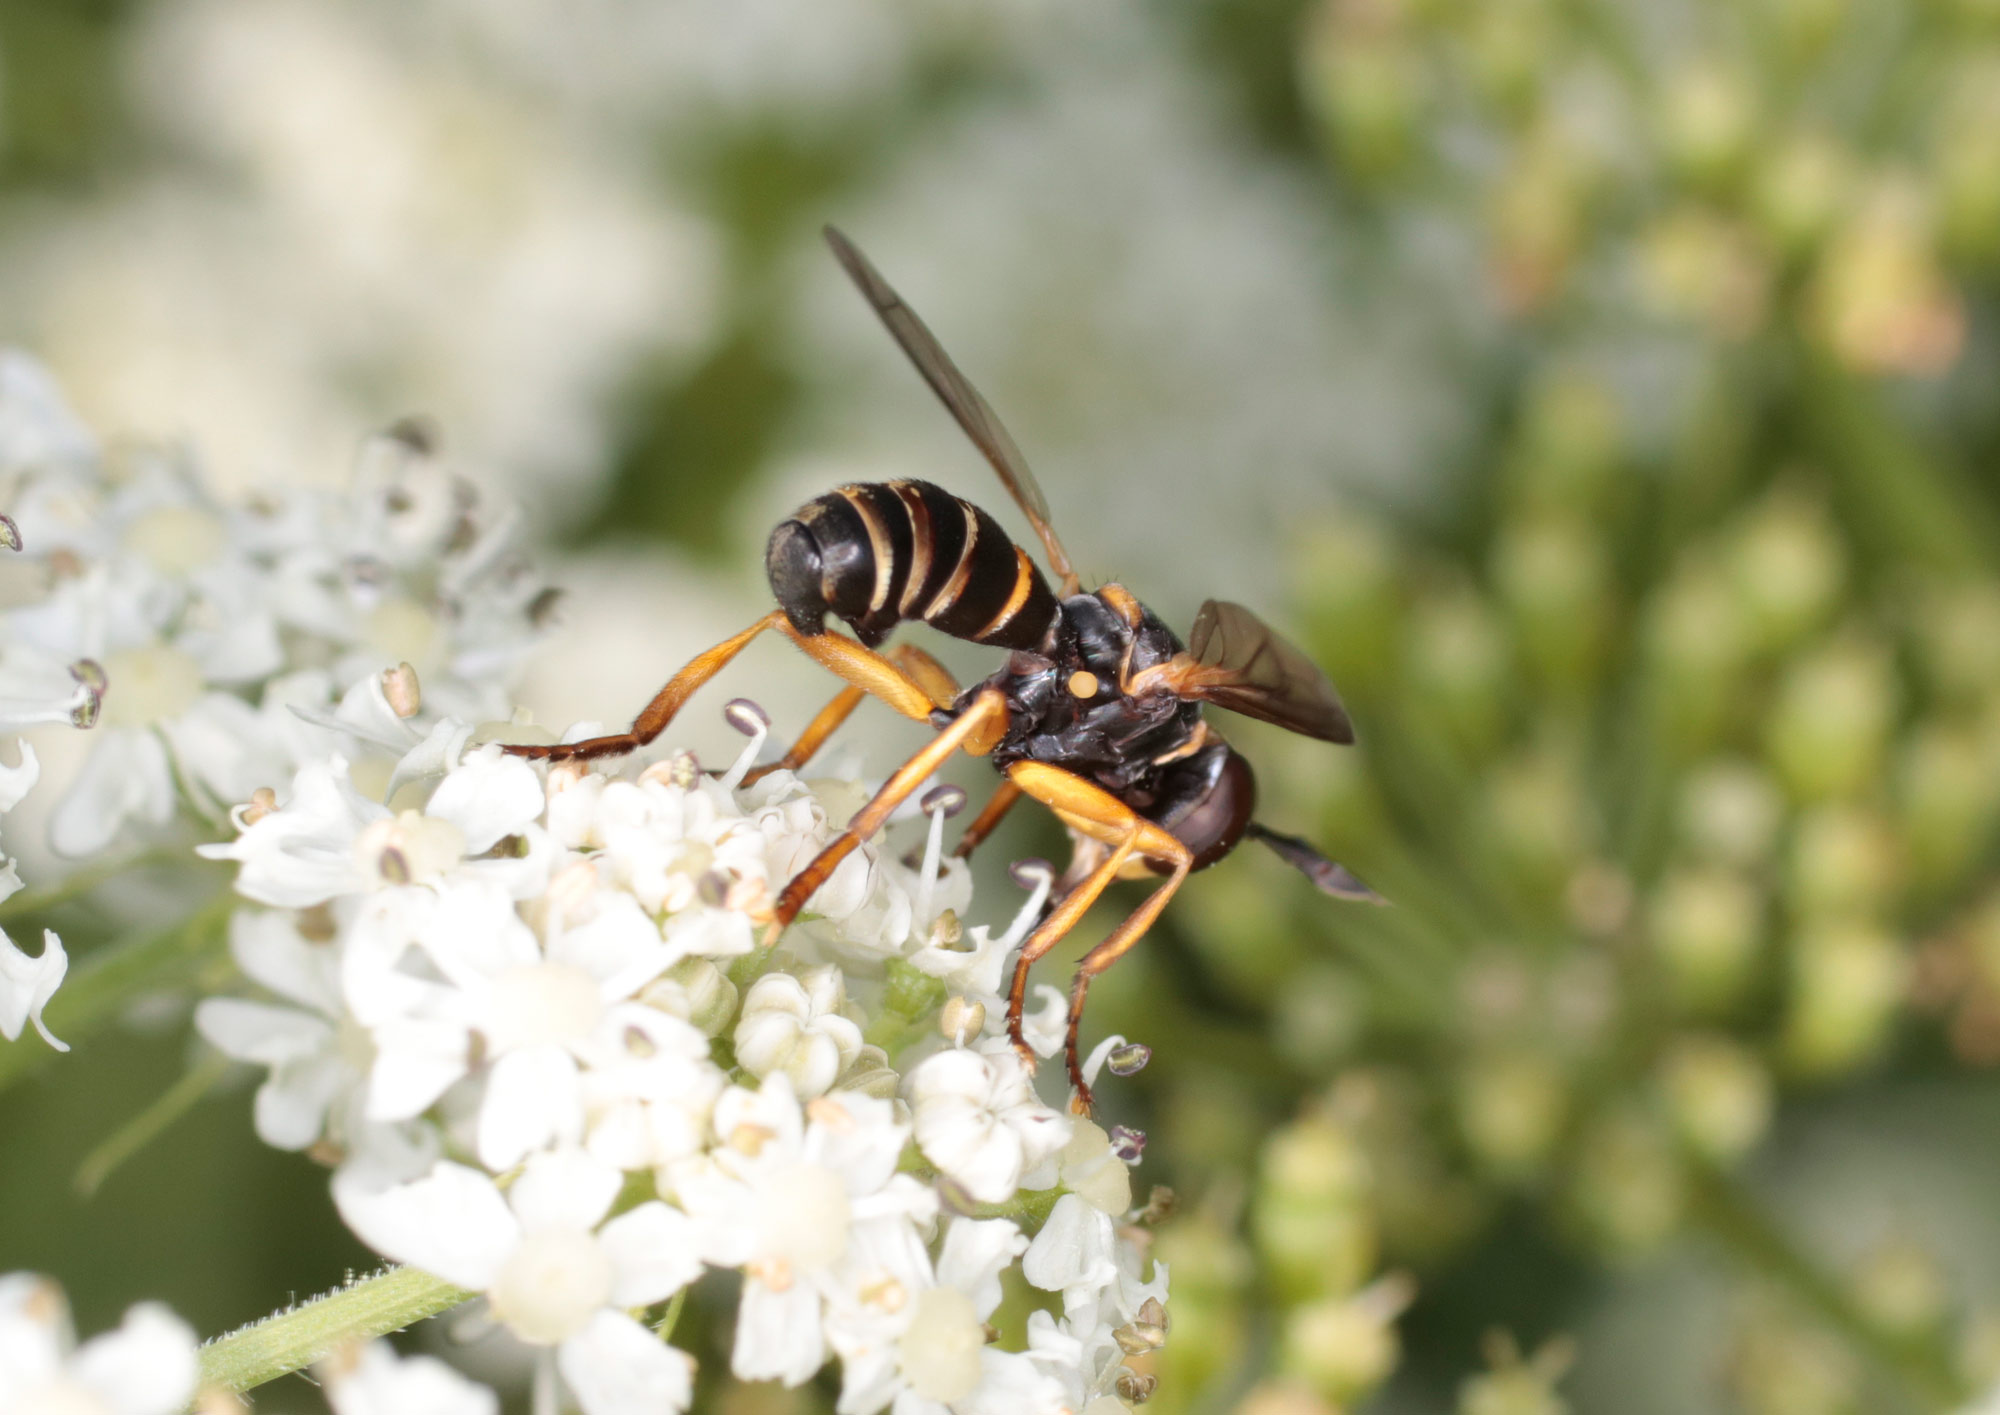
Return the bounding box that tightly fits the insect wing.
[824,226,1080,593]
[1183,599,1355,744]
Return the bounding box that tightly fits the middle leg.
[762,688,1010,946]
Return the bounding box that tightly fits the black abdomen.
[766,480,1059,652]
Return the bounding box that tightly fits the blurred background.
[4,0,2000,1411]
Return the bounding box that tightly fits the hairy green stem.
[1689,1163,1965,1410]
[197,1266,475,1394]
[0,889,236,1092]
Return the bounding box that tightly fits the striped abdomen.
[765,479,1060,653]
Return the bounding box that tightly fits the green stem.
[0,889,236,1092]
[197,1266,475,1394]
[1688,1163,1966,1410]
[76,1050,232,1196]
[0,848,186,921]
[655,1288,688,1342]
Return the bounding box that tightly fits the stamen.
[382,661,422,718]
[1115,1370,1158,1404]
[1108,1041,1152,1077]
[1109,1125,1147,1164]
[913,785,966,926]
[719,698,771,790]
[1083,1033,1146,1085]
[938,995,986,1044]
[1001,859,1056,950]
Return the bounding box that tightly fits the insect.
[505,227,1378,1112]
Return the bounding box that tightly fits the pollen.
[1068,670,1100,698]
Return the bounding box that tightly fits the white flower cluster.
[0,1269,493,1415]
[197,707,1170,1415]
[0,351,552,861]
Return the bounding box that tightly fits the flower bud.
[1659,1034,1773,1162]
[1898,725,2000,889]
[1728,1303,1859,1415]
[1782,922,1906,1077]
[1491,515,1610,692]
[1405,584,1512,762]
[1727,488,1844,655]
[1849,1236,1948,1340]
[1254,1113,1375,1302]
[1649,866,1766,1012]
[1300,7,1426,183]
[1277,1279,1412,1406]
[1154,1209,1253,1398]
[1808,181,1965,377]
[1294,515,1401,696]
[641,956,739,1037]
[1637,207,1770,339]
[1457,1050,1567,1180]
[1912,580,2000,704]
[1568,1110,1684,1259]
[1458,1333,1575,1415]
[1645,560,1751,752]
[1752,131,1852,259]
[1765,636,1896,803]
[1787,804,1899,922]
[1938,61,2000,265]
[1507,373,1622,514]
[1481,749,1589,901]
[1656,60,1756,192]
[1679,761,1784,867]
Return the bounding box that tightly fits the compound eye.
[1068,670,1100,699]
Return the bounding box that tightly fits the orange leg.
[953,779,1023,860]
[1002,761,1192,1114]
[763,689,1011,946]
[504,611,788,761]
[744,644,961,787]
[504,614,943,764]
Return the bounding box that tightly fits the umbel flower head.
[197,689,1171,1415]
[0,350,553,860]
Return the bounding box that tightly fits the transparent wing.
[1181,599,1355,744]
[824,225,1080,594]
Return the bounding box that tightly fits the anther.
[377,847,412,885]
[697,870,731,907]
[724,698,770,735]
[1107,1041,1152,1077]
[1009,857,1055,891]
[1109,1125,1147,1164]
[242,787,280,827]
[719,700,771,791]
[0,513,19,552]
[70,658,108,694]
[1115,1370,1158,1404]
[921,784,968,817]
[1114,1321,1165,1356]
[385,414,440,456]
[382,662,422,718]
[939,996,986,1043]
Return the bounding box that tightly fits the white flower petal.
[0,927,68,1049]
[599,1202,702,1307]
[478,1046,584,1171]
[253,1052,351,1151]
[69,1302,198,1415]
[732,1276,826,1388]
[193,998,332,1067]
[0,739,40,814]
[509,1148,621,1234]
[49,729,174,858]
[323,1340,498,1415]
[228,909,340,1015]
[333,1160,519,1290]
[426,745,545,854]
[1021,1194,1117,1296]
[937,1219,1029,1319]
[557,1310,693,1415]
